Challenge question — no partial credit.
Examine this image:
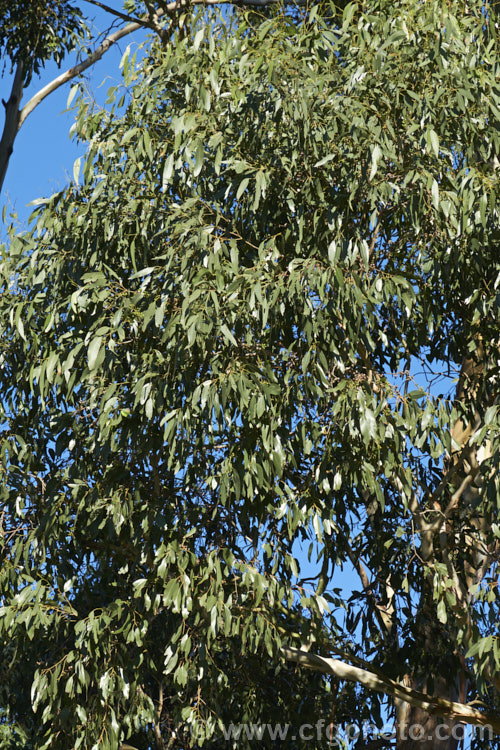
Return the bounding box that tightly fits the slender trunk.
[0,62,24,194]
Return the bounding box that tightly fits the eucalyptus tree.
[1,2,500,750]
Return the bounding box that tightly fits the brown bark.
[395,674,464,749]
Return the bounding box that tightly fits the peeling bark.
[395,674,464,750]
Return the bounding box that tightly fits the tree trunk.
[0,62,24,194]
[395,674,465,749]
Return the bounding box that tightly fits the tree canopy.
[1,1,500,749]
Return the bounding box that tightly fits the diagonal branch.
[18,13,163,132]
[82,0,150,25]
[1,0,306,192]
[17,0,305,133]
[282,647,500,731]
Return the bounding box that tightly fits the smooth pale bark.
[281,648,500,734]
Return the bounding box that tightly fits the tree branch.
[18,14,158,132]
[345,539,394,636]
[282,647,500,731]
[82,0,150,26]
[153,681,166,750]
[17,0,304,133]
[1,0,306,192]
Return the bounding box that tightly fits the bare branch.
[82,0,149,25]
[153,682,166,750]
[18,15,157,131]
[345,540,394,636]
[0,0,307,192]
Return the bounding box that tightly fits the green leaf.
[436,600,447,624]
[87,337,103,371]
[369,144,382,181]
[193,140,204,177]
[73,157,81,186]
[431,179,440,209]
[428,129,439,158]
[67,84,79,108]
[236,177,250,200]
[359,409,377,443]
[220,324,237,346]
